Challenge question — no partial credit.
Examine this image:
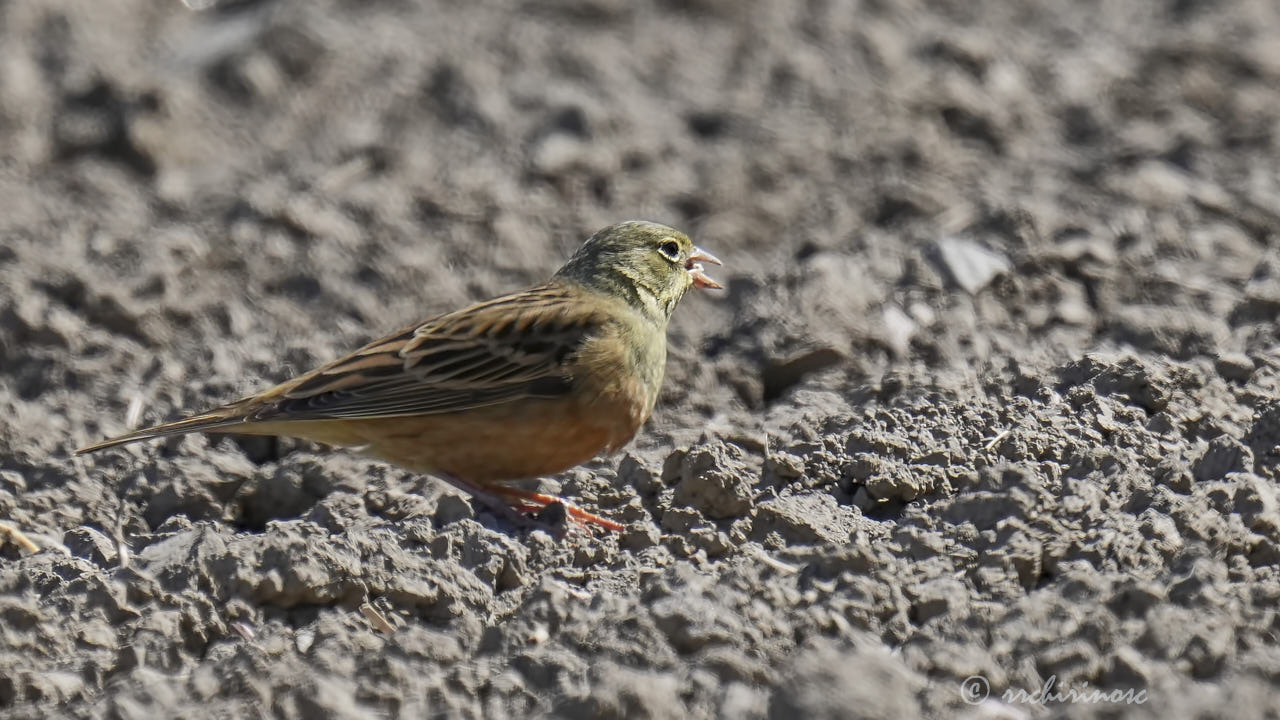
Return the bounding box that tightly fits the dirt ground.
[3,0,1280,717]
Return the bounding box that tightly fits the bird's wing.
[242,281,608,421]
[74,282,610,454]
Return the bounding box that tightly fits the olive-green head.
[555,220,722,322]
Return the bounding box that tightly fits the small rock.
[620,523,659,551]
[661,506,706,534]
[933,236,1010,294]
[1057,355,1171,412]
[0,470,26,492]
[1155,461,1194,494]
[63,526,119,567]
[865,466,936,503]
[909,577,968,624]
[616,454,661,495]
[1192,436,1252,482]
[880,304,917,357]
[76,619,117,648]
[1215,352,1255,382]
[850,485,877,511]
[671,442,755,520]
[1138,514,1182,558]
[661,450,686,485]
[763,451,805,486]
[1245,401,1280,470]
[1233,474,1279,520]
[753,493,859,545]
[144,479,222,529]
[498,559,531,592]
[295,629,316,653]
[434,493,476,525]
[689,527,734,557]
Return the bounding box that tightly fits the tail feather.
[75,412,248,455]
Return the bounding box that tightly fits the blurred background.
[3,0,1280,717]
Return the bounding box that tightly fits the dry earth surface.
[3,0,1280,718]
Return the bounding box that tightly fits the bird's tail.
[75,411,248,455]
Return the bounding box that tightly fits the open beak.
[686,246,723,290]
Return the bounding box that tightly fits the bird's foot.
[434,475,623,533]
[491,486,625,532]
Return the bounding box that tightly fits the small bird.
[77,221,722,532]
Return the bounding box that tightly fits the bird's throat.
[610,266,673,323]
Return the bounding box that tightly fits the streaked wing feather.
[249,283,603,421]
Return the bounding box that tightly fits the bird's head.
[555,220,722,322]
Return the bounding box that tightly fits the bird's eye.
[658,240,681,261]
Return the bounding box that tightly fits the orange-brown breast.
[253,387,643,484]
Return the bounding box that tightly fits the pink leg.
[434,475,624,533]
[487,485,625,532]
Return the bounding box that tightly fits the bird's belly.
[285,393,647,483]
